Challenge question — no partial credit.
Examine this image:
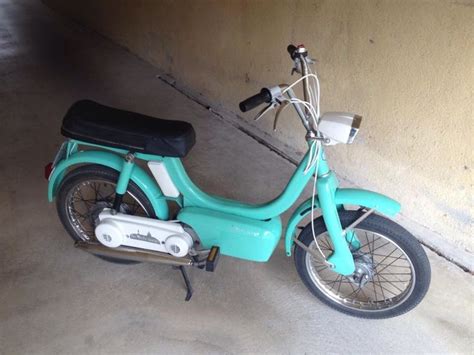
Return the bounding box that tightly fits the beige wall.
[45,0,473,259]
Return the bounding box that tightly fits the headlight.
[318,112,362,145]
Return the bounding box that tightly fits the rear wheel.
[56,164,156,264]
[294,211,431,318]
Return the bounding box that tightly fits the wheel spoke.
[336,276,343,293]
[102,191,115,201]
[66,179,149,243]
[358,286,370,301]
[70,206,90,220]
[347,286,364,299]
[376,254,408,274]
[372,281,399,298]
[376,263,411,269]
[319,235,333,251]
[377,273,406,287]
[372,247,399,270]
[366,231,374,263]
[374,273,386,299]
[357,236,382,252]
[372,277,379,301]
[304,224,415,312]
[88,182,98,200]
[369,253,407,259]
[315,264,329,272]
[364,241,392,255]
[327,274,342,289]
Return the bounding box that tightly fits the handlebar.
[287,44,297,59]
[239,44,313,132]
[239,88,272,112]
[287,43,308,60]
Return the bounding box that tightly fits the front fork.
[316,152,358,275]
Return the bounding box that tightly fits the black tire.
[56,164,156,264]
[294,211,431,319]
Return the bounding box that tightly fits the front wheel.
[294,211,431,319]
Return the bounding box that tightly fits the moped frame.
[48,139,400,275]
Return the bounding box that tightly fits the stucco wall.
[44,0,473,260]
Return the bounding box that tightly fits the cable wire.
[282,64,331,265]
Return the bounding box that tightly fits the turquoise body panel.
[316,170,355,275]
[178,206,282,262]
[163,150,316,220]
[335,189,401,216]
[284,188,402,256]
[284,197,321,257]
[47,139,401,273]
[47,149,169,220]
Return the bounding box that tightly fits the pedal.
[205,246,220,272]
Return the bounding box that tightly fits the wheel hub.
[90,201,111,224]
[348,252,375,288]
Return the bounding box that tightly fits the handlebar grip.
[239,88,272,112]
[287,44,297,59]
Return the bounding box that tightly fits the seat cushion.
[61,100,196,157]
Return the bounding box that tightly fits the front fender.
[48,150,169,220]
[284,188,401,255]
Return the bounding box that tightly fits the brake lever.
[273,101,290,131]
[291,59,301,75]
[291,57,317,75]
[254,102,278,122]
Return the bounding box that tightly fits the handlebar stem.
[290,45,317,132]
[280,85,312,132]
[300,57,315,131]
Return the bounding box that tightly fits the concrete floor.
[0,1,472,353]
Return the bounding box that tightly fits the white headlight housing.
[318,112,362,145]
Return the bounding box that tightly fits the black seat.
[61,100,196,157]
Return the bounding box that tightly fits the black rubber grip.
[287,44,297,59]
[239,88,272,112]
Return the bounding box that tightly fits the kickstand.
[178,266,193,301]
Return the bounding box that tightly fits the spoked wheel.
[56,164,156,264]
[294,211,430,318]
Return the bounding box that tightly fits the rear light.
[44,162,53,180]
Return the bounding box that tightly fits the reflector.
[44,162,53,180]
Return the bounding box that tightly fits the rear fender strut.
[47,150,169,220]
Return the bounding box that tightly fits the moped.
[45,44,430,318]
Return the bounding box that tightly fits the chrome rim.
[305,228,415,312]
[65,179,149,241]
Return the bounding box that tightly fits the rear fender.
[284,188,401,255]
[47,150,169,220]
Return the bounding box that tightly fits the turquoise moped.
[46,44,430,318]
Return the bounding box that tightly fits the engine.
[94,209,194,257]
